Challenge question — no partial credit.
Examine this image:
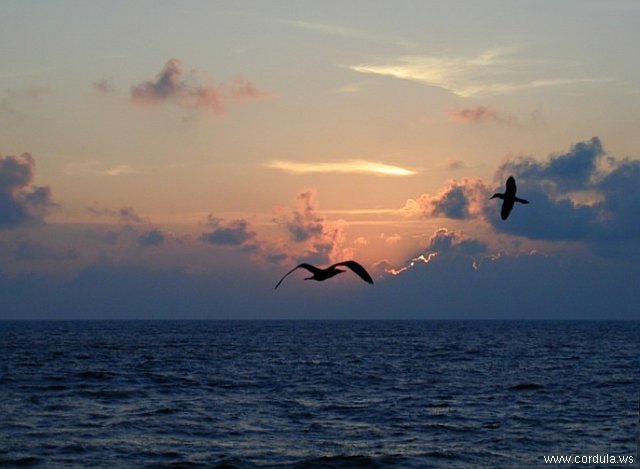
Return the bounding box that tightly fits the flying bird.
[275,260,374,289]
[490,176,529,220]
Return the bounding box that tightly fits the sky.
[1,0,639,319]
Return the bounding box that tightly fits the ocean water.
[0,320,638,468]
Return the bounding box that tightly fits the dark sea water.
[0,321,638,468]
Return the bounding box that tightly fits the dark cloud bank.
[1,139,639,320]
[0,249,635,320]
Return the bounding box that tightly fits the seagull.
[490,176,529,220]
[275,260,374,289]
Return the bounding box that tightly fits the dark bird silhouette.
[490,176,529,220]
[275,260,374,289]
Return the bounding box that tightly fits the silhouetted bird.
[490,176,529,220]
[275,260,374,289]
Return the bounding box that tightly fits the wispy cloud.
[64,161,141,177]
[350,48,601,98]
[334,82,371,94]
[265,159,416,176]
[101,165,138,177]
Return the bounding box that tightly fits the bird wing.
[274,263,321,289]
[505,176,517,196]
[501,199,515,220]
[331,260,374,284]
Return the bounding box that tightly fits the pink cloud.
[447,106,498,123]
[199,190,356,270]
[273,189,353,266]
[230,77,265,100]
[446,106,525,126]
[130,58,267,113]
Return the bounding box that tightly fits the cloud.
[101,165,138,177]
[596,159,640,242]
[386,228,488,276]
[1,238,636,319]
[380,233,401,245]
[350,48,600,98]
[403,178,489,220]
[487,137,606,241]
[265,159,416,176]
[228,77,266,100]
[437,160,467,171]
[362,245,638,320]
[447,106,499,124]
[199,214,289,267]
[447,107,544,127]
[137,229,165,247]
[130,58,266,112]
[501,137,603,192]
[273,189,353,266]
[201,216,257,246]
[401,137,640,250]
[131,58,183,103]
[1,214,637,320]
[446,106,527,126]
[274,190,324,243]
[92,79,115,94]
[427,228,487,257]
[64,161,141,177]
[5,237,78,262]
[201,190,354,269]
[88,205,144,225]
[334,82,371,94]
[0,152,55,228]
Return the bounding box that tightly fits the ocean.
[1,320,638,468]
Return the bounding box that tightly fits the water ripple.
[0,320,638,467]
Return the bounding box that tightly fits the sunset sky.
[1,1,639,319]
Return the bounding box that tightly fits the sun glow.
[388,252,438,275]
